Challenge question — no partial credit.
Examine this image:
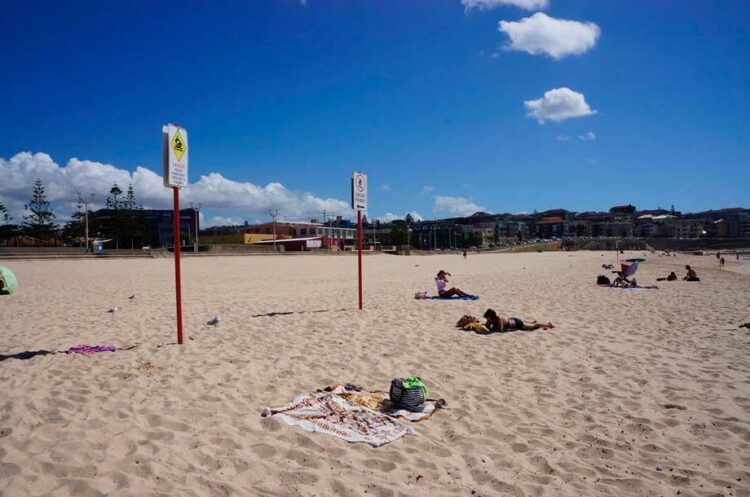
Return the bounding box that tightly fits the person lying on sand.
[614,277,658,289]
[657,272,678,282]
[483,308,554,332]
[683,265,700,281]
[436,270,474,298]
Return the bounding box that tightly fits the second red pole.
[173,187,184,344]
[357,209,362,309]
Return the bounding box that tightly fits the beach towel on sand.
[67,345,116,355]
[463,322,490,333]
[261,384,443,447]
[596,285,652,291]
[428,295,480,301]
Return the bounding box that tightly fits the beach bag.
[597,275,611,285]
[389,377,428,412]
[414,291,428,300]
[456,315,479,327]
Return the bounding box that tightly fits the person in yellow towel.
[483,308,554,332]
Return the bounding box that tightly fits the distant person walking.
[720,257,725,269]
[463,250,467,259]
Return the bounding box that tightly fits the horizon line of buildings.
[5,204,748,250]
[198,205,750,251]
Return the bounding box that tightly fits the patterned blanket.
[262,385,443,446]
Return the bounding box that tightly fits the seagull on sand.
[128,294,136,300]
[207,315,221,326]
[106,306,120,313]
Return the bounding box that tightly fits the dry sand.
[1,251,749,497]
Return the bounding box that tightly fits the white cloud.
[556,135,571,141]
[433,196,486,217]
[463,0,548,11]
[498,12,600,59]
[579,131,596,141]
[0,151,352,223]
[381,184,391,192]
[204,216,244,228]
[422,185,435,194]
[377,211,424,223]
[524,87,597,124]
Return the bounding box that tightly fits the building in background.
[95,208,199,248]
[236,219,356,251]
[534,217,569,238]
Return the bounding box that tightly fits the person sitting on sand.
[435,270,474,298]
[683,265,700,281]
[483,308,554,332]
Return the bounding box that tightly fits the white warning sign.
[163,124,189,188]
[351,171,367,211]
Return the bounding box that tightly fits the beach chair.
[612,261,638,287]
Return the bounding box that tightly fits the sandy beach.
[1,251,749,497]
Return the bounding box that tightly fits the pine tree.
[0,201,9,224]
[124,183,144,249]
[23,179,56,246]
[62,199,86,246]
[0,201,13,244]
[106,183,124,249]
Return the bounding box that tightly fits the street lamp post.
[190,202,201,253]
[78,193,94,253]
[268,209,279,250]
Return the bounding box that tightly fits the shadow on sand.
[251,308,356,318]
[0,350,57,362]
[0,345,139,362]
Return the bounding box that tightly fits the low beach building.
[240,220,356,251]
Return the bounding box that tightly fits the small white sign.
[163,124,189,188]
[306,239,323,249]
[351,171,367,211]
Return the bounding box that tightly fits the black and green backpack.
[389,377,428,412]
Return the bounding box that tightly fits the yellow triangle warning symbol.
[171,130,186,161]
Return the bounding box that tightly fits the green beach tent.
[0,266,18,295]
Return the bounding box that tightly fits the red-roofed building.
[535,217,569,238]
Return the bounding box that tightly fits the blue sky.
[1,0,748,225]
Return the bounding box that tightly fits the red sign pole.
[173,187,184,344]
[357,209,362,310]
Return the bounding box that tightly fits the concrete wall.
[646,238,750,251]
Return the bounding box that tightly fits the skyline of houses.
[200,205,750,251]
